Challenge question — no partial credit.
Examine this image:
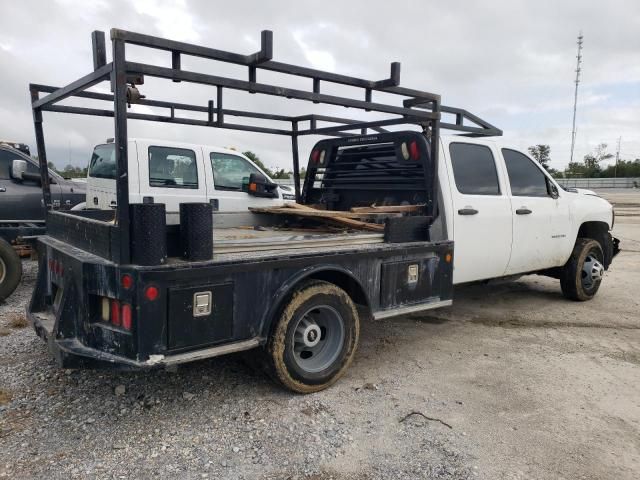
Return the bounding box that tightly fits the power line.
[569,32,583,164]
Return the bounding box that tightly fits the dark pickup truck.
[0,143,85,299]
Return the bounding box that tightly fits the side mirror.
[11,159,27,180]
[246,172,279,198]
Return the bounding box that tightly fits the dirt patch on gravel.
[6,313,28,329]
[0,388,11,405]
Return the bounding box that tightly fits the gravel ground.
[1,191,639,479]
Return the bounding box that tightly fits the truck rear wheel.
[266,280,360,393]
[560,238,604,301]
[0,238,22,301]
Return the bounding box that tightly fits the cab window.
[210,152,261,191]
[149,146,198,189]
[502,149,550,197]
[449,143,501,195]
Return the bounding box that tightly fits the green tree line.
[46,161,88,179]
[527,144,640,178]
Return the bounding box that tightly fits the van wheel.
[265,280,360,393]
[0,239,22,301]
[560,238,604,301]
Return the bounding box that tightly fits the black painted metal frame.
[30,28,501,264]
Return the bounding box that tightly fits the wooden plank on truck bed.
[248,206,386,232]
[350,204,425,214]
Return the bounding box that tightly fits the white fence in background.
[556,178,640,189]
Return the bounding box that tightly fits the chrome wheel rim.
[292,305,345,373]
[581,251,604,290]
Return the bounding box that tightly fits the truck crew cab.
[26,29,618,393]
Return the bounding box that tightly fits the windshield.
[88,143,116,179]
[210,152,262,191]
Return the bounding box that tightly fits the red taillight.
[121,304,132,331]
[409,140,420,160]
[310,149,320,163]
[110,299,121,326]
[145,286,159,301]
[121,274,133,290]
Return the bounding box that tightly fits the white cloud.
[133,0,201,42]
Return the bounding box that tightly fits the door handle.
[516,208,532,215]
[458,208,478,215]
[0,187,5,192]
[109,201,117,209]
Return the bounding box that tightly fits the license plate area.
[167,283,234,350]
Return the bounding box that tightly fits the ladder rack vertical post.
[291,121,301,202]
[112,37,131,264]
[30,88,52,212]
[429,99,441,220]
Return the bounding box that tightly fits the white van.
[85,138,295,213]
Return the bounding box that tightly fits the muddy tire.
[0,238,22,301]
[264,280,360,394]
[560,238,604,301]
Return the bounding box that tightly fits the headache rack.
[29,28,502,264]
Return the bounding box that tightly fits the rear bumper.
[29,308,261,369]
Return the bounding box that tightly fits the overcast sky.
[1,0,638,172]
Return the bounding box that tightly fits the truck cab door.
[444,141,513,284]
[203,149,282,211]
[501,148,572,273]
[140,143,207,215]
[0,149,61,220]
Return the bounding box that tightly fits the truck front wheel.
[560,238,604,301]
[0,238,22,301]
[266,280,360,393]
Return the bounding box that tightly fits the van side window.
[149,146,198,189]
[210,152,261,191]
[449,143,501,195]
[502,149,549,197]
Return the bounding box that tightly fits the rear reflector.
[121,304,132,331]
[310,149,320,163]
[121,274,133,290]
[145,286,159,301]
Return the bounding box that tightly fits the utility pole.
[569,32,584,165]
[614,136,621,178]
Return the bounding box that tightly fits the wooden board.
[350,204,425,214]
[248,204,386,232]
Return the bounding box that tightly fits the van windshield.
[88,144,116,179]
